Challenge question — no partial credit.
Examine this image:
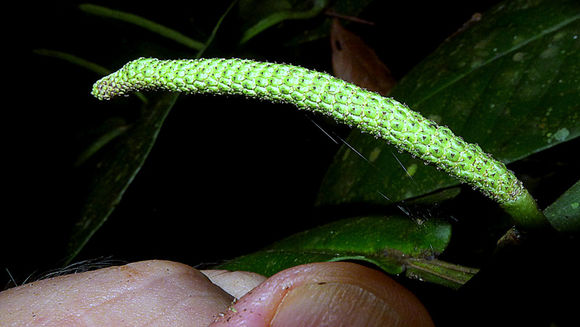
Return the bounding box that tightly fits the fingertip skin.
[209,262,434,327]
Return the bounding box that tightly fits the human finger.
[0,260,233,327]
[209,262,434,327]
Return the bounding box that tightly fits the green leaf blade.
[270,216,451,258]
[33,49,112,76]
[216,250,399,277]
[65,94,178,264]
[238,0,329,44]
[217,215,477,288]
[544,179,580,232]
[79,3,205,51]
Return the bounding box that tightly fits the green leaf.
[65,94,178,264]
[79,3,205,51]
[73,118,130,167]
[216,215,478,288]
[33,49,112,76]
[544,179,580,232]
[238,0,329,44]
[404,258,480,288]
[317,0,580,207]
[196,0,239,58]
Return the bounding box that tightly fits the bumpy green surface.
[92,57,526,206]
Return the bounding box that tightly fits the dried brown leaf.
[330,19,396,96]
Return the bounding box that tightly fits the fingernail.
[270,282,401,327]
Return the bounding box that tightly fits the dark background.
[5,0,579,325]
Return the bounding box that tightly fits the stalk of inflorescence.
[92,57,548,229]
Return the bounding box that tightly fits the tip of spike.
[91,81,107,100]
[91,74,120,100]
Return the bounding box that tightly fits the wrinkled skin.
[0,260,434,327]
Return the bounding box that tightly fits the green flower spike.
[92,57,547,229]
